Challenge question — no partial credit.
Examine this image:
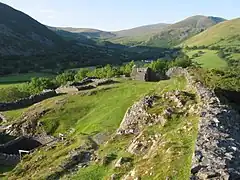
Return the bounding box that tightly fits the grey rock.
[167,67,240,179]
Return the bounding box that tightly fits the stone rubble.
[167,67,240,179]
[116,96,162,135]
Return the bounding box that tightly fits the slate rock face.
[167,67,240,179]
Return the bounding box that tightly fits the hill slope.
[114,23,170,37]
[183,18,240,47]
[51,23,170,46]
[0,3,152,75]
[0,2,66,56]
[50,16,224,48]
[144,15,225,47]
[109,23,170,46]
[51,27,116,39]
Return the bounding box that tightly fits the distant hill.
[183,18,240,47]
[109,23,170,46]
[144,15,226,47]
[52,23,169,42]
[65,16,224,47]
[51,16,225,48]
[0,2,66,56]
[51,27,116,39]
[114,23,170,37]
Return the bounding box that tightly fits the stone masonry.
[167,67,240,179]
[0,90,57,112]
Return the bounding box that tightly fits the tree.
[55,71,75,85]
[171,55,193,68]
[75,68,90,81]
[147,59,169,73]
[27,77,56,94]
[0,87,30,102]
[120,61,135,76]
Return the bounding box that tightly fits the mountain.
[183,18,240,47]
[144,15,226,47]
[0,2,66,56]
[64,16,224,47]
[0,2,148,75]
[114,23,170,37]
[53,23,169,39]
[108,23,170,46]
[51,27,116,39]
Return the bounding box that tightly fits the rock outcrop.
[116,96,164,135]
[167,67,240,179]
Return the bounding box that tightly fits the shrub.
[26,77,56,94]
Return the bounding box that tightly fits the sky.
[1,0,239,31]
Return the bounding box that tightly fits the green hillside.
[183,18,240,47]
[62,16,224,48]
[51,27,116,39]
[0,2,66,56]
[144,16,225,47]
[186,49,228,69]
[2,77,200,180]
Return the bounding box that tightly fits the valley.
[0,1,239,180]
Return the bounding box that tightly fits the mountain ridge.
[183,18,240,47]
[144,15,226,47]
[0,2,66,56]
[52,15,225,47]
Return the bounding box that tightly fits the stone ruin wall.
[0,90,57,112]
[166,67,240,179]
[0,135,57,166]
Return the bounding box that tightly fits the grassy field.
[70,77,199,180]
[3,79,157,179]
[186,49,228,69]
[0,72,54,84]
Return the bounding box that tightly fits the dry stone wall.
[166,67,240,179]
[0,90,57,111]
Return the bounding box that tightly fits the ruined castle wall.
[166,67,240,179]
[0,90,57,111]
